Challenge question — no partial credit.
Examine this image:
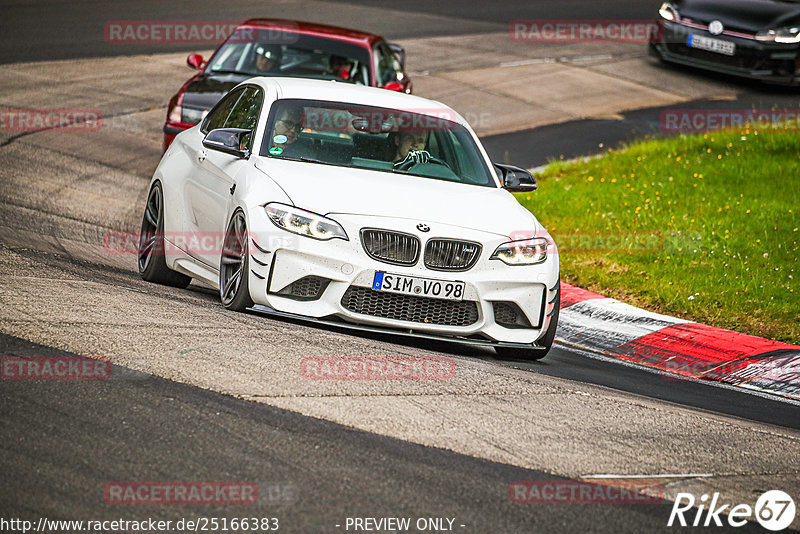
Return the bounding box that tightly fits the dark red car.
[163,18,412,151]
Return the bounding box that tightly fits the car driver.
[254,45,282,74]
[393,131,430,166]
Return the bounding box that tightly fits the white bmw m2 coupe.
[138,77,560,359]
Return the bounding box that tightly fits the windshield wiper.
[298,157,330,165]
[275,156,335,166]
[206,69,249,76]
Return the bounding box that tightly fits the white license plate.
[372,272,465,301]
[687,34,735,56]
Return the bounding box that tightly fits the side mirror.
[495,163,537,193]
[383,81,404,92]
[202,128,252,159]
[388,43,406,71]
[187,53,205,70]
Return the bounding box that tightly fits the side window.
[373,42,400,86]
[200,87,245,134]
[446,132,487,184]
[223,86,263,148]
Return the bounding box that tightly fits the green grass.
[519,128,799,343]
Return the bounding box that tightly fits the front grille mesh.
[492,301,532,329]
[424,239,481,271]
[664,33,791,73]
[274,276,329,300]
[341,286,479,327]
[361,229,420,266]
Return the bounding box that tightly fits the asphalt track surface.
[2,1,799,533]
[5,333,781,534]
[0,0,661,64]
[483,89,800,168]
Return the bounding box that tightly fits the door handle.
[198,149,207,163]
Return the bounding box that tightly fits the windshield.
[260,99,497,187]
[205,28,371,85]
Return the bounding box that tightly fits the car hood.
[181,72,249,111]
[676,0,800,31]
[254,158,543,238]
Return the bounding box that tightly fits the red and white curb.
[557,283,800,400]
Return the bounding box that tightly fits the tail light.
[167,91,184,124]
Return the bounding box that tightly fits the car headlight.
[265,203,348,241]
[491,238,549,265]
[658,2,680,21]
[756,26,800,43]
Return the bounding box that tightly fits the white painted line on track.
[499,58,557,67]
[499,54,616,68]
[583,474,714,479]
[560,54,615,62]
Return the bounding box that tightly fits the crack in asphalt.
[0,199,133,233]
[0,105,163,148]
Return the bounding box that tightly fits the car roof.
[247,77,467,126]
[239,18,383,47]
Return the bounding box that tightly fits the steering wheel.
[393,150,452,172]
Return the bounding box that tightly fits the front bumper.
[244,210,560,346]
[650,19,800,86]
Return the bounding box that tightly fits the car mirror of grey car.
[495,163,537,193]
[388,43,406,71]
[202,128,252,159]
[187,53,205,70]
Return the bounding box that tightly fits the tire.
[219,209,254,312]
[495,280,560,361]
[138,182,192,288]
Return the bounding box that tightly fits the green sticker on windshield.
[269,146,284,155]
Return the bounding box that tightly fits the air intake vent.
[424,239,481,271]
[341,286,479,327]
[361,229,420,266]
[272,276,330,301]
[492,301,533,329]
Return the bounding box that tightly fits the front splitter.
[248,304,545,351]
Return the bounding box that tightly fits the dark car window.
[260,99,496,188]
[373,42,401,86]
[201,86,246,134]
[204,29,372,85]
[223,86,263,148]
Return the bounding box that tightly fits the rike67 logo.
[668,490,795,531]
